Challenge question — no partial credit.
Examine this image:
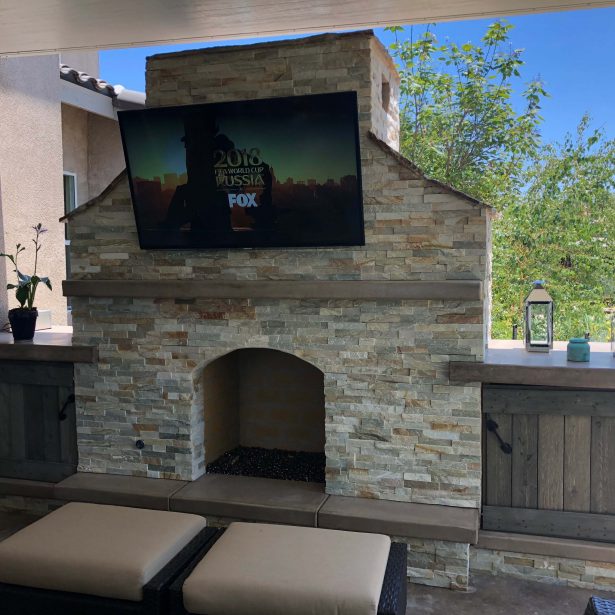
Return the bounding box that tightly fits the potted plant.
[1,223,52,341]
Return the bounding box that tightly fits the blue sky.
[100,7,615,145]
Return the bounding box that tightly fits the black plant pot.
[8,308,38,341]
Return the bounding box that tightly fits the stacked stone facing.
[472,546,615,592]
[66,30,491,590]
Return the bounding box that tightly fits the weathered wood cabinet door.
[482,384,615,542]
[0,361,77,482]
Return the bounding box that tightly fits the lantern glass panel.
[528,303,550,346]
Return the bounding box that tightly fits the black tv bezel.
[118,91,365,250]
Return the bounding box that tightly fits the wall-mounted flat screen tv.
[118,92,364,249]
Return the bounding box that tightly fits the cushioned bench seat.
[170,522,408,615]
[0,502,214,615]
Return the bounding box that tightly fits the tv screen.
[118,92,364,249]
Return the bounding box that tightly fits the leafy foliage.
[387,21,614,341]
[1,223,52,310]
[492,117,615,340]
[387,21,547,207]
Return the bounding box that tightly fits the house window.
[63,173,77,303]
[63,173,77,215]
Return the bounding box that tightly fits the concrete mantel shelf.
[63,279,483,301]
[0,327,97,363]
[451,340,615,390]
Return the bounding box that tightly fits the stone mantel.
[63,279,482,301]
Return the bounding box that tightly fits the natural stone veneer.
[402,536,470,590]
[67,30,489,502]
[65,30,490,590]
[471,547,615,593]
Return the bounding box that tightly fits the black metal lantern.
[524,280,554,352]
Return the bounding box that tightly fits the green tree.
[492,116,615,341]
[387,21,547,207]
[388,22,614,341]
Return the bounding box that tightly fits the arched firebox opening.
[202,348,325,483]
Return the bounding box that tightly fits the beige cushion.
[183,522,391,615]
[0,502,206,601]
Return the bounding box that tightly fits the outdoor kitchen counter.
[0,327,97,363]
[450,340,615,390]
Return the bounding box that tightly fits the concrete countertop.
[0,326,97,363]
[451,340,615,390]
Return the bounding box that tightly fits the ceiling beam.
[1,0,613,55]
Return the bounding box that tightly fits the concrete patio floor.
[407,572,610,614]
[0,510,612,614]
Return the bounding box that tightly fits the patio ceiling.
[1,0,614,55]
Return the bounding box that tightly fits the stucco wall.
[87,114,125,200]
[61,104,90,205]
[0,50,119,325]
[0,55,67,325]
[61,104,125,207]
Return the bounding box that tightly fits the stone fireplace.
[63,29,491,589]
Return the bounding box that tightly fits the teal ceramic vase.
[567,337,590,362]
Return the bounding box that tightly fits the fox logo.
[228,193,257,208]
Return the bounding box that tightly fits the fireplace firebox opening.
[202,348,325,483]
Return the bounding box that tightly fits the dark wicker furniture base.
[0,527,218,615]
[586,597,615,615]
[169,528,408,615]
[377,542,408,615]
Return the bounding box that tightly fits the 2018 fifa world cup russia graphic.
[213,146,275,232]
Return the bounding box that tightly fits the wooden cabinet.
[0,361,77,482]
[482,384,615,542]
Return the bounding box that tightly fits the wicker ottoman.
[170,522,408,615]
[586,597,615,615]
[0,502,216,615]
